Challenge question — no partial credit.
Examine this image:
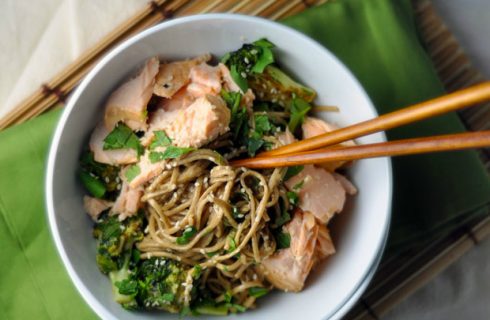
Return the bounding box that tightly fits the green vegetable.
[103,122,144,156]
[275,210,291,228]
[79,170,106,198]
[288,97,312,133]
[194,304,229,316]
[125,165,140,182]
[275,231,291,249]
[284,165,304,181]
[247,131,265,157]
[176,226,197,245]
[254,114,272,134]
[221,90,247,140]
[79,151,120,199]
[150,130,172,149]
[248,287,269,298]
[287,191,299,206]
[132,258,187,313]
[149,146,195,163]
[249,65,316,106]
[222,38,276,92]
[293,179,305,191]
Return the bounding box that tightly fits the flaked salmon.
[104,57,159,131]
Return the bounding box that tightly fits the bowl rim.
[45,13,392,320]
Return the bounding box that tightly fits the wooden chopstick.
[257,81,490,158]
[230,130,490,169]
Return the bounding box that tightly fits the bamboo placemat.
[1,0,489,318]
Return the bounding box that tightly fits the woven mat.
[1,0,488,318]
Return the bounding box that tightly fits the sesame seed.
[104,177,110,183]
[244,57,249,64]
[241,72,247,78]
[116,184,121,190]
[251,49,258,54]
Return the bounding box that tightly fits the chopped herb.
[293,179,305,191]
[150,130,172,149]
[287,191,299,206]
[284,165,304,181]
[288,97,312,133]
[275,231,291,249]
[176,226,197,245]
[221,90,247,140]
[206,251,218,257]
[254,114,271,134]
[247,131,264,156]
[224,291,233,303]
[125,165,140,182]
[275,210,291,228]
[79,170,106,198]
[149,146,194,163]
[192,265,202,279]
[248,287,269,298]
[103,122,144,156]
[162,293,175,302]
[227,237,237,253]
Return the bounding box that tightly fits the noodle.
[136,150,282,307]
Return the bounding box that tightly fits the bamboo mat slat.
[0,0,329,130]
[1,0,489,319]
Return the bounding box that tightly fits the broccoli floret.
[133,258,187,313]
[249,65,316,106]
[92,213,145,309]
[79,151,120,199]
[93,213,144,273]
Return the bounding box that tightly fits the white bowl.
[46,14,392,320]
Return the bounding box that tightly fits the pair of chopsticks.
[230,81,490,169]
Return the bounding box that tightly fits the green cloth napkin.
[1,0,489,319]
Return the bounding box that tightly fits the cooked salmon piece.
[83,196,113,221]
[89,123,138,165]
[153,54,211,98]
[315,224,336,261]
[187,63,222,98]
[159,87,195,112]
[333,172,357,195]
[104,57,160,131]
[165,94,230,148]
[262,210,319,292]
[302,117,356,171]
[285,165,346,224]
[112,178,143,221]
[127,150,167,189]
[277,128,296,146]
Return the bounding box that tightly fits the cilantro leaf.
[248,287,269,298]
[254,115,271,134]
[275,210,291,228]
[275,231,291,249]
[103,123,144,156]
[286,191,299,206]
[125,165,140,182]
[149,146,195,163]
[284,165,304,181]
[247,132,264,157]
[150,130,172,149]
[288,97,312,133]
[176,226,197,245]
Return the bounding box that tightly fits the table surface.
[0,1,489,319]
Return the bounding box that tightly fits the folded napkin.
[1,0,489,319]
